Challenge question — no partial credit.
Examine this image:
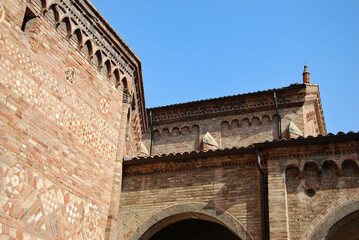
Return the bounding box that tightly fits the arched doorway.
[308,200,359,240]
[149,218,240,240]
[138,212,241,240]
[127,203,253,240]
[326,210,359,240]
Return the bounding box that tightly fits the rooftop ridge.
[147,83,306,110]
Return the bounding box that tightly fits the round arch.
[304,198,359,240]
[127,202,253,240]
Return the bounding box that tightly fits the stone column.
[105,91,131,240]
[267,159,291,240]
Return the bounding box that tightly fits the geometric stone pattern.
[99,96,109,115]
[0,162,104,239]
[0,32,117,163]
[4,164,25,199]
[0,0,142,239]
[40,189,58,216]
[0,1,357,240]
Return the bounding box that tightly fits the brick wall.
[264,138,359,240]
[122,134,359,240]
[0,0,144,239]
[119,153,262,240]
[143,84,326,156]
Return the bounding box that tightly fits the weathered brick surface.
[0,0,144,239]
[143,85,326,156]
[264,138,359,240]
[120,153,262,240]
[0,0,357,240]
[120,135,359,240]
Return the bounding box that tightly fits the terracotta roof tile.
[129,131,359,162]
[147,83,306,110]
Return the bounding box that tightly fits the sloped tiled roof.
[147,83,306,110]
[127,131,359,164]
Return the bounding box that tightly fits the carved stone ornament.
[123,92,131,104]
[5,164,25,198]
[0,2,4,23]
[99,96,109,115]
[65,67,75,85]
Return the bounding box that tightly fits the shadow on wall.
[285,159,359,194]
[148,114,280,155]
[221,115,278,148]
[151,124,200,154]
[148,219,240,240]
[127,203,254,240]
[122,163,261,239]
[25,1,129,89]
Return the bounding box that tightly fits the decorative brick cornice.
[30,0,148,133]
[123,152,257,176]
[45,0,136,77]
[148,84,307,125]
[125,132,359,175]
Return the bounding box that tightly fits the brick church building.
[0,0,358,239]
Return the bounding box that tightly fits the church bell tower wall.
[0,0,146,239]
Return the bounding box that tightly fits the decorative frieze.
[150,85,307,124]
[64,0,135,77]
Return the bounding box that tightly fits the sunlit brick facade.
[0,0,358,239]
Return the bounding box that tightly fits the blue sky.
[91,0,358,134]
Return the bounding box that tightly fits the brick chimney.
[302,65,310,84]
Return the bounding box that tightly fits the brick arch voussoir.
[54,6,67,25]
[91,49,104,67]
[302,193,359,240]
[321,159,340,175]
[285,162,300,170]
[170,126,180,134]
[44,0,58,11]
[80,38,94,58]
[240,117,250,127]
[230,119,240,128]
[111,68,121,86]
[341,158,359,167]
[301,161,320,173]
[221,120,230,127]
[127,202,254,240]
[251,116,262,124]
[70,27,84,49]
[58,16,72,38]
[66,17,78,38]
[105,59,115,78]
[46,4,60,24]
[190,124,200,134]
[261,115,271,123]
